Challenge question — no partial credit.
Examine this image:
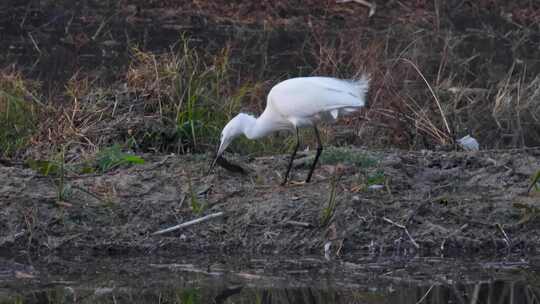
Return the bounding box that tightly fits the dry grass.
[305,20,540,150]
[492,67,540,147]
[394,58,452,146]
[23,40,255,160]
[0,68,42,158]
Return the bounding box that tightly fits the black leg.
[306,126,323,183]
[282,127,300,185]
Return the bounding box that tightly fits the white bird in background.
[210,75,370,185]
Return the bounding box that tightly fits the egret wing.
[268,77,368,121]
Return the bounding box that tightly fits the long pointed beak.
[207,144,221,175]
[208,154,219,175]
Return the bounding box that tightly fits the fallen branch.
[416,284,435,304]
[152,212,224,235]
[336,0,376,17]
[284,220,312,228]
[383,217,419,249]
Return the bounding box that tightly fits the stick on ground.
[152,212,224,235]
[383,216,420,249]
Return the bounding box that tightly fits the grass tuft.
[528,170,540,194]
[126,38,252,153]
[320,173,339,227]
[0,70,42,157]
[187,174,205,215]
[96,144,145,173]
[320,147,378,168]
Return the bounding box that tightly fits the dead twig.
[152,212,224,235]
[336,0,376,17]
[383,217,420,249]
[440,224,468,252]
[495,223,512,247]
[416,284,435,304]
[28,32,41,54]
[284,220,312,228]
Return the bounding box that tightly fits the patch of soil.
[1,148,539,259]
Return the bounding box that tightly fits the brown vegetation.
[2,1,540,159]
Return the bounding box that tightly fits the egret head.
[218,113,254,155]
[209,113,253,172]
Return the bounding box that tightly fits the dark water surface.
[1,255,539,303]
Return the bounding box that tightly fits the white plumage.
[212,75,370,184]
[269,76,368,123]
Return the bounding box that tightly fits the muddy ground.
[1,148,539,260]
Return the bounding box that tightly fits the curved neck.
[242,115,263,140]
[241,113,276,140]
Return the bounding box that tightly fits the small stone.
[368,184,384,190]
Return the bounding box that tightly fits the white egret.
[210,75,370,185]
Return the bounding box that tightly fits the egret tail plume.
[353,73,370,103]
[340,73,370,107]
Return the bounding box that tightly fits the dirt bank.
[1,147,539,259]
[1,0,540,266]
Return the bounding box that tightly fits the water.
[1,255,539,303]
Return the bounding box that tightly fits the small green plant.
[22,207,37,249]
[528,169,540,194]
[56,146,69,201]
[12,295,24,304]
[27,145,143,203]
[176,288,201,304]
[26,159,61,176]
[366,170,385,186]
[96,144,144,172]
[320,174,340,227]
[513,202,540,225]
[26,146,71,202]
[187,175,205,215]
[0,71,41,157]
[351,169,386,192]
[320,147,378,168]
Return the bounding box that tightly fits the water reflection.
[7,279,540,304]
[387,281,540,304]
[1,257,539,304]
